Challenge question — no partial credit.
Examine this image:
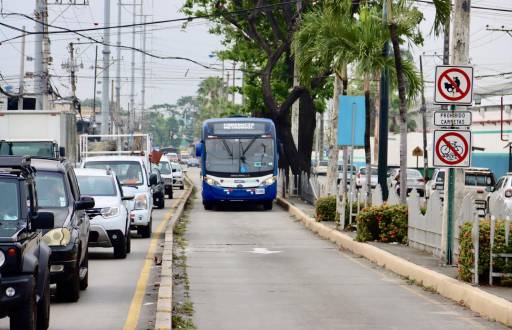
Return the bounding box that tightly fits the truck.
[0,110,78,164]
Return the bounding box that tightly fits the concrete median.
[276,196,512,327]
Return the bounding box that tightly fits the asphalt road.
[186,168,504,330]
[0,189,184,330]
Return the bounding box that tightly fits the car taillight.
[6,248,16,257]
[418,178,425,183]
[505,189,512,198]
[477,189,484,194]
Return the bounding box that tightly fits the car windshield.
[205,137,274,174]
[407,169,423,178]
[85,161,144,186]
[360,167,378,175]
[35,171,68,208]
[0,179,20,221]
[465,172,494,187]
[0,141,54,158]
[77,175,117,196]
[155,161,172,174]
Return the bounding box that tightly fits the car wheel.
[57,256,80,302]
[139,218,152,238]
[263,201,273,211]
[157,195,165,209]
[10,277,37,330]
[167,191,173,199]
[203,201,213,210]
[113,234,128,259]
[180,185,184,190]
[79,249,89,291]
[126,229,131,253]
[37,273,50,330]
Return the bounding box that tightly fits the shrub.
[355,204,408,244]
[458,220,512,284]
[315,196,337,222]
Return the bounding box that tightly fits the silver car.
[356,166,379,188]
[388,168,425,197]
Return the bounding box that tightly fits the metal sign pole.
[348,103,357,225]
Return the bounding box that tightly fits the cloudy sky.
[0,0,511,110]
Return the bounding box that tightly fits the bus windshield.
[0,141,55,158]
[205,137,274,175]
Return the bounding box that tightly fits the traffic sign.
[433,130,472,167]
[434,65,473,105]
[434,111,472,127]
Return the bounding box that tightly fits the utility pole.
[378,0,391,199]
[68,43,77,98]
[35,0,49,110]
[232,62,236,104]
[419,55,428,180]
[115,0,122,133]
[129,0,137,133]
[92,45,98,133]
[140,14,147,131]
[18,26,26,110]
[101,0,111,134]
[442,0,471,265]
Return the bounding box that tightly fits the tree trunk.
[373,71,380,163]
[298,93,316,175]
[326,73,343,195]
[364,76,372,203]
[389,22,408,205]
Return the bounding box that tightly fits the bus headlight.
[0,250,5,268]
[101,207,119,218]
[260,176,276,187]
[205,177,220,186]
[134,194,148,210]
[43,228,71,247]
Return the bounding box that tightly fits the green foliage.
[458,220,512,284]
[315,196,337,222]
[355,204,408,243]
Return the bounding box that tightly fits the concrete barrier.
[276,196,512,327]
[155,176,194,330]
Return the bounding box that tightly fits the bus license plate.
[255,188,265,195]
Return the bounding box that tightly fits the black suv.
[0,156,55,330]
[31,158,94,303]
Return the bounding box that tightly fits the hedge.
[458,220,512,284]
[355,204,408,244]
[315,196,337,222]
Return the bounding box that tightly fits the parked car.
[32,157,94,302]
[0,156,54,329]
[356,166,379,188]
[151,168,166,209]
[166,152,179,163]
[153,157,173,199]
[488,174,512,215]
[187,157,199,167]
[337,163,356,185]
[171,162,185,190]
[82,156,157,238]
[426,168,495,214]
[313,160,329,175]
[388,168,425,196]
[75,168,134,259]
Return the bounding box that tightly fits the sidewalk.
[284,196,512,304]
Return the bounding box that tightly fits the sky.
[0,1,511,110]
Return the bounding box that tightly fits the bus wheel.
[203,202,213,210]
[263,201,273,211]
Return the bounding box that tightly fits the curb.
[276,196,512,327]
[155,176,194,330]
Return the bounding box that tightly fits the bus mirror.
[195,143,203,157]
[59,146,66,157]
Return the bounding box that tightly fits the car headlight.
[0,250,5,268]
[205,177,220,186]
[101,207,119,218]
[43,228,71,247]
[134,194,148,210]
[260,176,277,186]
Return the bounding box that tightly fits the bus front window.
[205,137,274,175]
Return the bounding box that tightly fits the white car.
[314,160,329,175]
[82,155,157,238]
[356,166,379,188]
[486,175,511,215]
[153,156,174,199]
[75,168,134,258]
[171,162,185,190]
[388,168,425,196]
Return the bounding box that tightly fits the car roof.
[83,155,145,163]
[74,168,112,177]
[31,158,67,172]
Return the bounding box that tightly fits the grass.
[172,315,196,330]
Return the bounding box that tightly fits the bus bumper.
[202,182,277,202]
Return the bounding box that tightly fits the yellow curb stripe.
[123,197,181,330]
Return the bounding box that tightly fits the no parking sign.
[434,65,473,105]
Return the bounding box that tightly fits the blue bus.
[196,117,278,210]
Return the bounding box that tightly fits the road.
[0,190,184,330]
[185,168,504,330]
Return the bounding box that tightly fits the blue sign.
[337,95,366,147]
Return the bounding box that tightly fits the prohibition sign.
[437,68,471,102]
[435,131,469,166]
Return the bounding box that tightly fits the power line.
[413,0,512,13]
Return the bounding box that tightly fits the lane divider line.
[123,194,184,330]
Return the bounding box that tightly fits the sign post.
[434,65,474,264]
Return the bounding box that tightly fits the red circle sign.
[435,131,469,165]
[437,68,471,102]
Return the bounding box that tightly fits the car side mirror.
[32,211,54,230]
[75,196,95,210]
[59,147,66,157]
[122,194,135,201]
[149,173,158,186]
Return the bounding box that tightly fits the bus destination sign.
[433,111,472,127]
[211,122,267,135]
